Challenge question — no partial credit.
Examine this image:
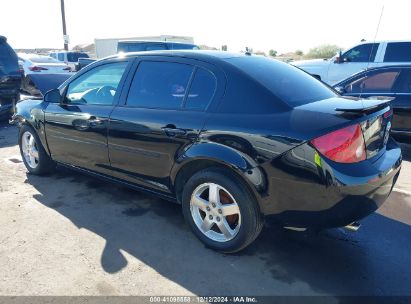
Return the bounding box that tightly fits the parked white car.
[18,53,71,75]
[292,41,411,85]
[49,51,89,71]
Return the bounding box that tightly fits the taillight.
[311,124,366,163]
[29,66,48,72]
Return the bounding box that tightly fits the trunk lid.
[296,97,393,160]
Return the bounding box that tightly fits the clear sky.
[1,0,410,53]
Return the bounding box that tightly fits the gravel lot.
[0,122,410,296]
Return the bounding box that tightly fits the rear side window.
[184,68,216,111]
[0,41,18,75]
[226,56,336,107]
[343,43,379,62]
[344,70,400,93]
[384,42,411,62]
[126,61,194,109]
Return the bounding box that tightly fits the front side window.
[344,69,400,94]
[384,42,411,62]
[343,43,379,63]
[126,61,194,109]
[65,61,128,105]
[184,68,216,111]
[57,53,65,61]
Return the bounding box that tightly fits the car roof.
[118,40,195,45]
[106,50,243,62]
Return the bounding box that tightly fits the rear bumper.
[263,138,402,228]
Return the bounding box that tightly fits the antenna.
[367,5,384,70]
[360,5,384,99]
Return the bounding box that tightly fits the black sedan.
[334,65,411,140]
[11,51,402,252]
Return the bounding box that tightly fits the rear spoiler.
[335,98,392,115]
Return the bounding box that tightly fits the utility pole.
[60,0,68,50]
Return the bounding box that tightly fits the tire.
[19,124,56,175]
[182,167,264,253]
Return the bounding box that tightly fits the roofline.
[118,40,196,45]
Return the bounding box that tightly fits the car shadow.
[25,167,411,296]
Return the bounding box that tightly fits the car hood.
[24,73,71,96]
[292,59,330,67]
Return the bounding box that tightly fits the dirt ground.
[0,122,411,296]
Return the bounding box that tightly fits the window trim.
[61,60,131,107]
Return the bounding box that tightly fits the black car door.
[44,59,131,172]
[108,57,222,193]
[391,67,411,134]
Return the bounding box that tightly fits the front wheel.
[182,168,263,253]
[19,124,55,175]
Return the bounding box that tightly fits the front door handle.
[162,125,187,137]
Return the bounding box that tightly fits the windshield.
[67,52,89,62]
[226,56,337,107]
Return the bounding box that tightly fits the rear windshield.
[67,52,89,62]
[226,56,336,107]
[0,41,18,75]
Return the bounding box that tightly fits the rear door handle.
[162,125,187,136]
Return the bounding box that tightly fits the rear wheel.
[182,168,263,253]
[19,124,55,175]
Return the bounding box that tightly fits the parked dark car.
[74,58,96,72]
[334,66,411,141]
[0,35,21,120]
[12,51,402,252]
[117,41,199,53]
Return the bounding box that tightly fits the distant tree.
[269,49,277,57]
[254,50,266,56]
[305,44,341,59]
[295,50,304,56]
[221,45,228,51]
[199,45,218,50]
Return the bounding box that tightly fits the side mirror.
[334,86,346,95]
[335,50,343,63]
[44,89,62,103]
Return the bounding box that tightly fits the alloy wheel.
[190,183,241,242]
[21,131,39,169]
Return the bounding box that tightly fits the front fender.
[12,99,49,154]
